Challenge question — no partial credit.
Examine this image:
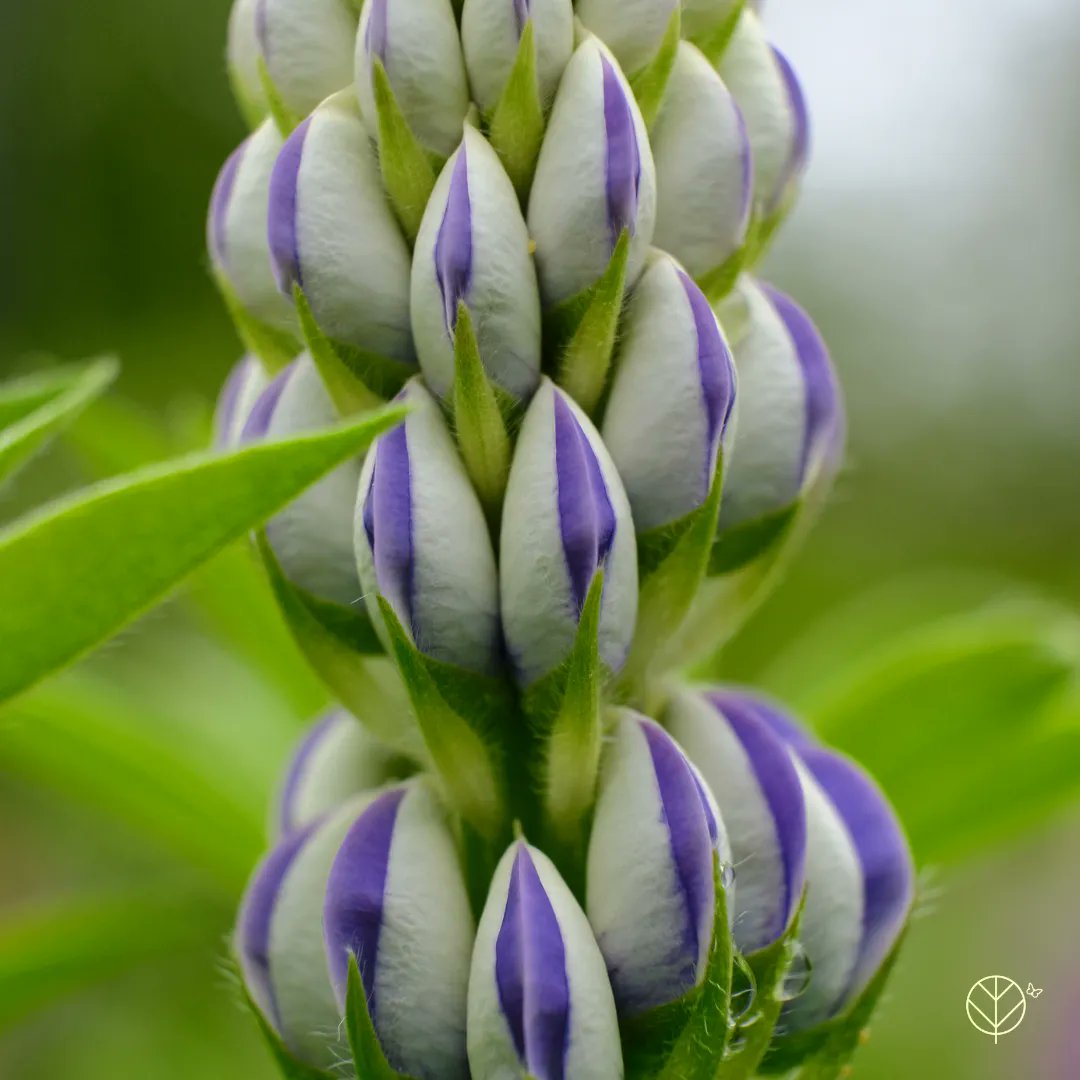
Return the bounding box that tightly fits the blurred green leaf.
[0,403,407,705]
[0,358,118,486]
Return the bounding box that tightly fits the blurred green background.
[1,0,1078,1076]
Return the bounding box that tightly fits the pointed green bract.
[488,20,545,202]
[630,7,682,130]
[697,244,748,306]
[214,270,299,373]
[0,358,118,487]
[708,500,799,576]
[693,0,747,67]
[257,56,301,136]
[0,404,407,705]
[372,58,439,245]
[345,953,420,1080]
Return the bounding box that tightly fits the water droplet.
[719,862,736,890]
[723,1030,749,1059]
[776,940,813,1002]
[729,951,758,1021]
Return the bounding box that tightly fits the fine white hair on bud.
[355,0,471,158]
[411,126,542,403]
[575,0,678,77]
[527,37,657,306]
[651,42,752,279]
[461,0,574,115]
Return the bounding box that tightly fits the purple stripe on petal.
[798,747,913,1007]
[495,845,570,1080]
[641,720,716,987]
[255,0,271,56]
[601,56,642,251]
[733,102,754,229]
[772,47,810,204]
[214,357,254,447]
[324,787,408,1021]
[553,391,616,612]
[365,424,416,634]
[241,362,294,442]
[238,822,319,1029]
[512,0,531,37]
[278,712,338,834]
[434,147,473,336]
[712,689,817,753]
[268,116,312,295]
[365,0,389,64]
[209,140,248,267]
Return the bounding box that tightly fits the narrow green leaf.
[214,270,299,373]
[549,230,631,415]
[630,7,681,130]
[697,243,748,306]
[372,58,438,244]
[488,20,545,202]
[708,501,799,576]
[345,953,419,1080]
[241,983,337,1080]
[0,403,407,705]
[0,358,118,486]
[452,304,512,528]
[257,56,301,136]
[693,0,746,67]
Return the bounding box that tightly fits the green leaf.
[697,243,748,306]
[241,983,337,1080]
[0,358,118,487]
[488,19,545,202]
[622,855,734,1079]
[708,501,798,577]
[0,403,406,705]
[451,304,512,528]
[372,58,438,244]
[692,0,746,66]
[257,55,301,136]
[294,285,413,409]
[214,270,299,373]
[630,7,681,130]
[345,953,419,1079]
[547,230,630,415]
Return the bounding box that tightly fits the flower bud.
[214,355,269,448]
[717,11,807,216]
[665,689,807,954]
[527,38,656,306]
[681,0,741,45]
[461,0,574,114]
[276,709,413,836]
[601,254,736,531]
[586,710,730,1016]
[356,378,501,674]
[411,127,541,402]
[241,353,364,608]
[650,42,752,280]
[717,277,843,533]
[468,840,623,1079]
[268,93,414,362]
[208,120,296,331]
[324,783,475,1077]
[355,0,470,158]
[500,379,638,686]
[227,0,358,122]
[575,0,678,77]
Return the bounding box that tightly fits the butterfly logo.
[1026,983,1044,999]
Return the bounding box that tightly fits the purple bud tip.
[512,0,531,37]
[209,140,248,267]
[710,689,816,753]
[734,103,754,227]
[277,712,337,834]
[495,845,571,1080]
[255,0,271,56]
[553,391,616,613]
[771,47,810,206]
[268,117,312,296]
[434,147,474,336]
[240,362,293,443]
[365,0,390,64]
[601,55,642,251]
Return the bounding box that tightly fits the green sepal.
[522,573,604,890]
[759,929,909,1078]
[630,7,681,130]
[294,285,413,409]
[345,953,419,1080]
[377,599,510,841]
[257,56,301,136]
[693,0,746,67]
[451,303,513,528]
[371,58,439,245]
[241,983,336,1080]
[213,270,299,374]
[697,243,748,306]
[708,500,799,576]
[547,230,630,415]
[488,20,545,203]
[621,853,734,1079]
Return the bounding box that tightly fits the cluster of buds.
[209,0,914,1075]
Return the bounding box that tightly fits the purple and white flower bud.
[575,0,679,77]
[411,127,541,402]
[227,0,358,122]
[500,379,638,686]
[214,355,269,448]
[242,353,364,608]
[324,783,475,1078]
[268,93,414,362]
[468,840,623,1080]
[601,255,737,531]
[355,0,470,158]
[461,0,574,114]
[275,709,413,836]
[586,711,730,1016]
[527,38,657,306]
[681,0,742,44]
[666,689,807,954]
[208,120,296,331]
[355,378,501,674]
[717,277,843,533]
[651,42,752,279]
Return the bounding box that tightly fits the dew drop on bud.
[729,951,758,1022]
[720,861,737,890]
[776,939,814,1002]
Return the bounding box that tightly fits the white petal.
[576,0,678,76]
[227,0,267,119]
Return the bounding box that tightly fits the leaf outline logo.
[965,976,1027,1043]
